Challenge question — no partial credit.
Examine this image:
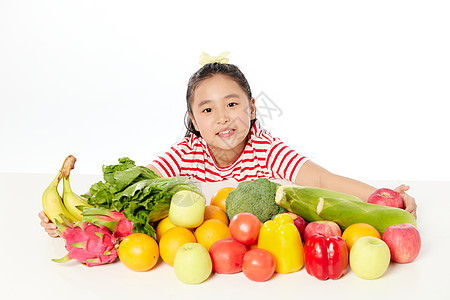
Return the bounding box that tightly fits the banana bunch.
[42,155,92,224]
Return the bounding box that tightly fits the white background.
[1,0,449,181]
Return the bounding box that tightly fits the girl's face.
[189,74,256,165]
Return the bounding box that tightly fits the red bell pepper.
[304,234,348,280]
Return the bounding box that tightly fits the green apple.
[169,190,206,228]
[350,236,391,280]
[173,243,212,284]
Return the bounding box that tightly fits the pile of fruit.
[42,156,421,284]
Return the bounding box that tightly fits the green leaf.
[52,254,71,263]
[72,241,86,249]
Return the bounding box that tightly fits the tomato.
[229,212,261,245]
[242,248,276,282]
[209,237,248,274]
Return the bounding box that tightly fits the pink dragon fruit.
[53,218,118,267]
[81,207,134,241]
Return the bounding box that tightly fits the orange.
[194,219,231,251]
[156,216,177,241]
[210,187,235,212]
[159,227,196,266]
[118,233,159,272]
[204,205,229,225]
[342,223,381,250]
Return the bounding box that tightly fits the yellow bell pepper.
[257,213,304,274]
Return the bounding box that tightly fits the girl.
[39,53,417,237]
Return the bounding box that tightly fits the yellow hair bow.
[199,51,230,66]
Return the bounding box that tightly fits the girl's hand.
[394,185,417,219]
[38,211,60,238]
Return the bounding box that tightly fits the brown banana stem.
[59,155,77,180]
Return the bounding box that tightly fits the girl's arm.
[295,161,376,201]
[295,160,417,218]
[146,163,163,177]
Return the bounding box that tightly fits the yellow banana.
[62,176,92,222]
[42,172,77,224]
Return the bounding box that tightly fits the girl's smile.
[189,74,256,167]
[216,128,235,138]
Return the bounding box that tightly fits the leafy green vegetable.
[102,157,159,193]
[225,178,287,223]
[83,157,200,237]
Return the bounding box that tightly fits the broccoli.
[225,178,287,223]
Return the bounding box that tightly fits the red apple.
[285,212,307,240]
[382,224,421,263]
[303,220,341,242]
[209,237,248,273]
[368,188,404,209]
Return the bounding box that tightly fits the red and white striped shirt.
[151,120,308,183]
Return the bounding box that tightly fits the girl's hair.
[184,62,256,137]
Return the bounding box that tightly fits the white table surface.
[1,173,449,299]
